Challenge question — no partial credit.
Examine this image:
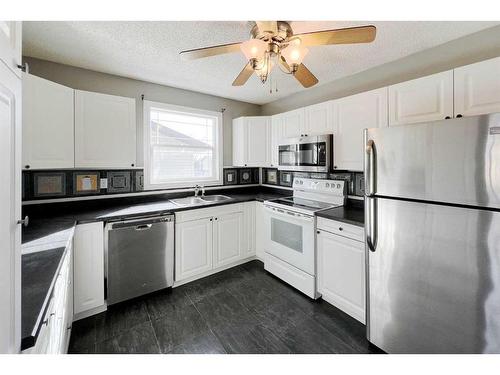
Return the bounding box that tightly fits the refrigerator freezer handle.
[364,138,376,197]
[366,197,377,252]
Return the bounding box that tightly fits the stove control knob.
[325,183,330,188]
[336,184,341,189]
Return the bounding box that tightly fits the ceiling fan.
[179,21,376,88]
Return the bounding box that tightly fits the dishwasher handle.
[109,215,174,230]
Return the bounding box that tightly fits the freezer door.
[364,113,500,209]
[366,197,500,353]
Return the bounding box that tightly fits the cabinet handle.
[210,218,213,221]
[333,166,338,169]
[338,227,343,231]
[445,116,451,119]
[131,163,135,167]
[316,230,321,234]
[215,217,218,221]
[17,216,29,227]
[456,114,463,118]
[24,165,30,169]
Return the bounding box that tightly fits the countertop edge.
[21,225,75,351]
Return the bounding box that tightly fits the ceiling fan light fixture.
[281,44,309,67]
[240,38,268,61]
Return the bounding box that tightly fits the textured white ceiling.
[23,21,499,105]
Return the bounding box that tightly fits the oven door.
[263,204,315,275]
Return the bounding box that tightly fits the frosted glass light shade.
[240,39,267,60]
[281,44,309,65]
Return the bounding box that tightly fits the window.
[144,101,223,189]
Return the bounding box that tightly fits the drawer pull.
[338,227,343,231]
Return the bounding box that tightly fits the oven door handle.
[264,205,314,222]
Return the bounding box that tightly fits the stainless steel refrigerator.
[364,113,500,354]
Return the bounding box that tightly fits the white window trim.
[143,100,223,190]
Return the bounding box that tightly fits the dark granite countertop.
[316,199,365,227]
[20,186,289,349]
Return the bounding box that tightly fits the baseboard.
[73,303,107,322]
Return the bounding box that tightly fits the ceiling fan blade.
[255,21,278,35]
[232,62,254,86]
[294,64,319,88]
[180,42,242,60]
[294,25,376,46]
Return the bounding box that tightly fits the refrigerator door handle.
[365,139,376,197]
[366,196,377,252]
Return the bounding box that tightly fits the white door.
[454,56,500,117]
[0,54,22,354]
[232,117,246,166]
[270,114,283,167]
[0,21,22,76]
[304,101,333,136]
[73,222,105,315]
[389,71,453,126]
[245,116,270,166]
[22,73,75,169]
[317,230,365,323]
[263,205,315,275]
[74,90,136,168]
[282,108,304,138]
[333,87,388,171]
[213,211,244,268]
[175,218,213,281]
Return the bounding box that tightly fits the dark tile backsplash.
[23,167,261,201]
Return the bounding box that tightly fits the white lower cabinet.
[73,222,105,318]
[25,244,73,354]
[316,218,365,323]
[255,201,266,261]
[175,203,254,283]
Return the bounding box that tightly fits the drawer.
[175,203,244,223]
[317,217,364,242]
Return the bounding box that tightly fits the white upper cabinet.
[75,90,136,168]
[270,114,283,167]
[232,116,270,167]
[0,21,22,76]
[22,73,75,169]
[454,56,500,117]
[388,70,453,126]
[303,101,334,136]
[333,87,388,171]
[281,108,305,138]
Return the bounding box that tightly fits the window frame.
[143,100,223,190]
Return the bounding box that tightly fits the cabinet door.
[0,21,22,76]
[22,73,75,169]
[213,211,244,268]
[243,202,256,257]
[245,117,270,167]
[454,57,500,117]
[389,71,453,126]
[232,117,246,166]
[270,114,283,167]
[333,87,388,171]
[75,90,136,168]
[317,230,365,323]
[0,61,21,354]
[282,108,305,138]
[255,202,266,260]
[175,218,213,281]
[304,101,333,136]
[73,222,105,315]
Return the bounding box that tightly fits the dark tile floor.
[68,260,383,354]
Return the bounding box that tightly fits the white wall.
[22,56,261,167]
[261,25,500,115]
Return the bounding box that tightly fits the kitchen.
[2,2,500,371]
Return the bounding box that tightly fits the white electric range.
[263,177,346,298]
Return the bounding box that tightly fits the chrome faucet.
[201,185,205,197]
[194,185,201,197]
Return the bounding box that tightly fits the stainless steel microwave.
[278,135,332,172]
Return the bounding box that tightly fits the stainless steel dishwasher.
[104,214,174,305]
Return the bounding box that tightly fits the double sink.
[170,194,232,207]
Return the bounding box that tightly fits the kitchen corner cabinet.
[243,201,256,257]
[316,218,365,323]
[270,114,283,167]
[255,201,266,260]
[303,101,334,136]
[73,222,105,317]
[0,21,22,77]
[454,56,500,117]
[332,88,388,171]
[75,90,136,168]
[232,116,271,167]
[175,203,251,283]
[22,73,75,169]
[388,70,453,126]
